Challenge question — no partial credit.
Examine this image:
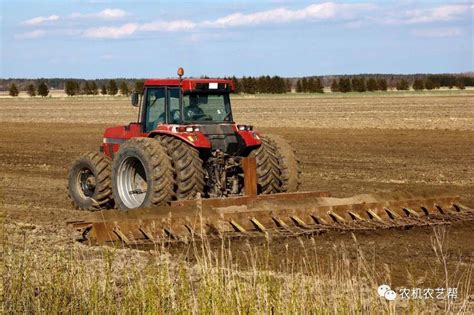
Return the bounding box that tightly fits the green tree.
[314,78,324,93]
[396,79,409,91]
[82,81,91,95]
[119,81,130,96]
[108,80,118,95]
[301,78,308,92]
[330,79,339,92]
[412,79,424,91]
[296,80,303,93]
[338,78,352,93]
[307,78,315,92]
[9,83,19,96]
[100,84,107,95]
[90,81,99,95]
[377,78,388,91]
[455,79,466,90]
[134,80,145,95]
[38,82,49,97]
[424,78,435,90]
[272,76,286,93]
[231,76,241,94]
[366,78,378,92]
[241,76,256,94]
[351,77,366,92]
[65,80,80,96]
[26,84,36,97]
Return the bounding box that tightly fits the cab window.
[145,88,165,132]
[168,88,181,124]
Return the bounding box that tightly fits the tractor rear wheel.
[268,134,302,192]
[156,136,205,200]
[250,135,281,194]
[68,152,113,210]
[111,138,174,209]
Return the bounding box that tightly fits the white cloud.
[18,2,472,40]
[387,4,472,24]
[412,27,463,38]
[15,30,47,39]
[98,8,128,19]
[140,20,196,32]
[82,20,196,39]
[71,8,128,19]
[406,4,469,23]
[202,2,375,28]
[82,2,375,39]
[23,15,59,26]
[83,23,139,38]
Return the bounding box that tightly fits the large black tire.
[67,152,113,210]
[111,138,174,209]
[249,135,281,194]
[156,136,205,200]
[267,134,302,192]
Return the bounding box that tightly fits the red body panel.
[101,122,261,158]
[236,129,261,147]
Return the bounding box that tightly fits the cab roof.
[144,78,234,92]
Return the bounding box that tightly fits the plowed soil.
[1,94,473,292]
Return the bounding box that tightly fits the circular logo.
[378,284,391,297]
[384,290,397,301]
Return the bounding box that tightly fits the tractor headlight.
[176,126,200,133]
[237,124,253,131]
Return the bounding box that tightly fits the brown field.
[1,93,473,312]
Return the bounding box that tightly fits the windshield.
[183,93,232,123]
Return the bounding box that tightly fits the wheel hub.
[116,156,148,208]
[77,168,96,198]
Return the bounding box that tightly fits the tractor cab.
[102,68,260,160]
[131,71,235,133]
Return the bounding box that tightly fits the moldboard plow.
[68,190,474,246]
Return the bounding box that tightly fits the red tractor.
[68,68,300,210]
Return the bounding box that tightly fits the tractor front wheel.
[67,152,113,210]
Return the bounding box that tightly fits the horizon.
[1,1,473,79]
[1,71,473,81]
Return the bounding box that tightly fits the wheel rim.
[76,168,96,198]
[116,156,148,208]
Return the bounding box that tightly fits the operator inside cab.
[184,95,207,121]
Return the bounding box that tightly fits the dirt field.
[1,93,473,309]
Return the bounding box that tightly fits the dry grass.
[2,218,472,314]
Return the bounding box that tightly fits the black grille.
[198,124,244,155]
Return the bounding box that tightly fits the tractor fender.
[148,130,212,149]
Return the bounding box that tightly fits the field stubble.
[1,93,473,313]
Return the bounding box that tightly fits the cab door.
[143,87,166,132]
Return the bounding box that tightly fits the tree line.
[63,80,144,96]
[7,79,145,97]
[4,73,472,96]
[8,81,50,97]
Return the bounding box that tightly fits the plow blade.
[68,192,474,246]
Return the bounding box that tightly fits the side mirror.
[131,92,139,107]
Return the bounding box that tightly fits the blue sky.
[0,1,472,78]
